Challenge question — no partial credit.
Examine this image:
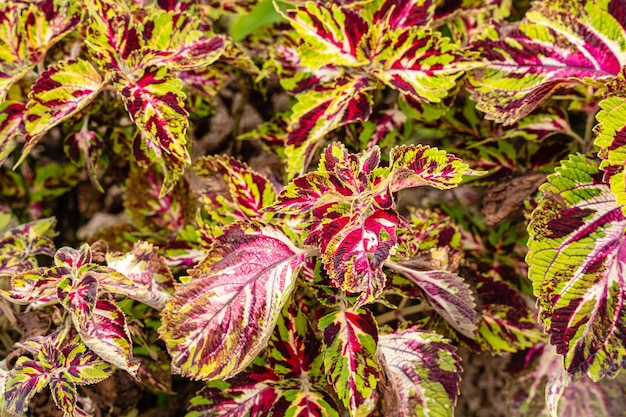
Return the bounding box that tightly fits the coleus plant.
[1,0,626,416]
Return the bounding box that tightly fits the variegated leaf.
[373,27,466,103]
[469,0,626,123]
[105,241,174,310]
[159,224,306,380]
[124,165,196,234]
[0,101,25,165]
[378,329,461,417]
[0,217,56,277]
[319,308,380,416]
[280,2,369,69]
[506,341,626,417]
[20,59,106,163]
[459,274,542,353]
[57,274,98,325]
[388,145,473,191]
[371,0,436,29]
[194,155,276,219]
[4,335,111,416]
[114,66,189,195]
[285,77,374,176]
[527,154,626,380]
[76,299,139,375]
[272,388,341,417]
[321,209,400,307]
[186,364,281,417]
[267,301,323,380]
[595,74,626,212]
[3,357,50,414]
[0,0,81,101]
[386,260,477,338]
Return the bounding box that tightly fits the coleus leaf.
[468,0,626,124]
[194,155,277,219]
[372,26,467,103]
[76,299,139,375]
[279,2,369,70]
[386,260,478,338]
[457,273,542,354]
[267,301,323,380]
[272,388,341,417]
[105,241,175,310]
[319,308,380,416]
[4,334,112,416]
[507,342,626,417]
[0,217,56,277]
[371,0,436,29]
[159,223,306,380]
[186,362,281,417]
[378,328,462,417]
[20,59,107,163]
[389,144,474,191]
[285,76,374,176]
[114,66,189,195]
[527,154,626,380]
[321,209,400,307]
[0,101,25,166]
[124,165,196,234]
[0,0,82,101]
[595,73,626,212]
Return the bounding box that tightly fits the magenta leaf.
[527,154,626,380]
[159,223,306,380]
[378,328,462,416]
[319,308,380,416]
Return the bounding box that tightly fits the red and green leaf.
[114,66,190,194]
[319,308,380,416]
[3,357,50,414]
[0,217,56,277]
[388,144,474,191]
[378,328,462,417]
[159,224,306,380]
[468,0,626,123]
[194,155,277,219]
[279,2,369,70]
[507,342,626,417]
[321,209,400,307]
[267,302,323,380]
[372,27,466,103]
[0,101,25,165]
[20,59,106,162]
[457,274,542,354]
[285,77,374,176]
[4,335,111,416]
[527,154,626,380]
